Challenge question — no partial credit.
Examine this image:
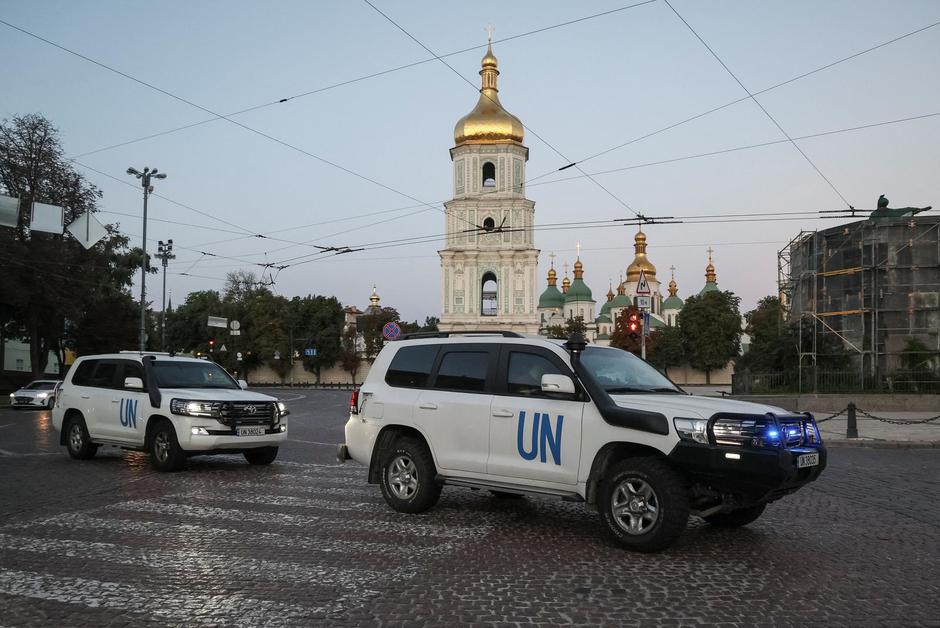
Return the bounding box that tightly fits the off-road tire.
[65,416,98,460]
[599,457,689,552]
[149,420,187,472]
[704,503,766,528]
[379,437,441,514]
[244,446,279,465]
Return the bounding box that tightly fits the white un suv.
[53,352,289,471]
[338,332,826,552]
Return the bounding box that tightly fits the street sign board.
[304,348,317,357]
[207,316,228,329]
[642,311,651,337]
[236,352,243,361]
[230,330,241,336]
[0,194,18,228]
[635,295,651,310]
[382,321,402,340]
[273,350,281,360]
[230,320,241,331]
[219,344,227,352]
[635,270,651,295]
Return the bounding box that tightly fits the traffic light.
[208,338,215,352]
[628,313,639,339]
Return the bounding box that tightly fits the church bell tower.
[439,33,539,333]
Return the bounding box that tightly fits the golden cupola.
[626,230,657,283]
[453,38,524,146]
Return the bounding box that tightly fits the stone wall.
[246,361,372,386]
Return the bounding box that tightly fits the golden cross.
[576,241,582,259]
[563,261,569,276]
[670,264,676,279]
[706,246,714,262]
[485,25,495,42]
[549,251,556,268]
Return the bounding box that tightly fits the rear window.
[434,351,489,392]
[385,345,438,388]
[71,360,99,386]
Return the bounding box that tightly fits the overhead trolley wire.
[524,16,940,182]
[63,1,657,160]
[361,0,648,220]
[662,0,853,208]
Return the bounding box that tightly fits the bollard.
[846,402,858,439]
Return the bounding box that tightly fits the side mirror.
[238,379,249,390]
[541,374,575,395]
[124,377,144,390]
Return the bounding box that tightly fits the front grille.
[14,396,33,404]
[218,401,276,425]
[711,413,820,449]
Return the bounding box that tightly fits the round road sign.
[382,321,402,340]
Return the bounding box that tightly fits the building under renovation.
[779,211,939,386]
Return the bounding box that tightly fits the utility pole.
[156,239,175,351]
[126,167,167,351]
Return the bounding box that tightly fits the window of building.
[434,351,489,392]
[507,352,564,396]
[482,162,496,187]
[482,217,495,232]
[481,272,498,316]
[385,345,439,388]
[15,359,24,371]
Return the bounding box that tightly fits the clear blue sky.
[2,0,938,320]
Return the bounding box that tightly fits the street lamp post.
[126,167,167,351]
[156,239,175,351]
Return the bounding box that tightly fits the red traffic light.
[208,339,215,348]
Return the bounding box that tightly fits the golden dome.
[606,283,615,301]
[561,275,571,294]
[369,285,380,307]
[705,255,717,283]
[626,230,657,283]
[453,41,524,146]
[668,278,678,297]
[573,258,584,279]
[547,266,557,286]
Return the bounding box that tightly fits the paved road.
[1,390,938,626]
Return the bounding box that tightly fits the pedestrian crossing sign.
[636,270,651,295]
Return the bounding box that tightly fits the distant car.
[9,380,62,409]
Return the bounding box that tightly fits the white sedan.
[9,380,62,409]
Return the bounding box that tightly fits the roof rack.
[398,331,523,340]
[119,351,172,355]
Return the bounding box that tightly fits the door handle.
[111,399,120,404]
[492,409,514,418]
[418,402,438,410]
[80,395,91,399]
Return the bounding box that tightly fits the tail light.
[349,389,359,414]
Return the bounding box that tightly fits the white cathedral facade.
[438,39,540,334]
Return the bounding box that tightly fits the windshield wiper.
[605,386,654,394]
[648,387,683,394]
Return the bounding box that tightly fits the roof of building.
[453,41,524,147]
[565,258,595,303]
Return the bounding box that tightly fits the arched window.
[482,217,495,232]
[482,162,496,188]
[481,272,498,316]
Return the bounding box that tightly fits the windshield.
[580,346,682,394]
[26,381,57,390]
[151,361,239,389]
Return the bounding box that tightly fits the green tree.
[358,306,400,358]
[545,316,587,340]
[609,307,643,354]
[678,291,742,384]
[340,327,362,384]
[647,325,685,376]
[1,114,143,373]
[290,295,344,384]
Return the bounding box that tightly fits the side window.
[434,351,489,392]
[385,345,439,388]
[507,352,565,396]
[120,361,145,390]
[89,362,118,389]
[71,360,99,386]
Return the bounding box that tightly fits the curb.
[825,439,940,449]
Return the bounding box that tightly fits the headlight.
[9,393,13,398]
[170,399,219,417]
[36,393,48,399]
[277,401,290,417]
[674,417,708,444]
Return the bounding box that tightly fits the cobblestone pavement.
[1,390,939,626]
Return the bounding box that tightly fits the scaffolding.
[778,215,940,391]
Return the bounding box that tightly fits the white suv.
[339,332,826,552]
[52,352,289,471]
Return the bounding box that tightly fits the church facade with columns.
[438,37,540,334]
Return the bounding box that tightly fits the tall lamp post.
[156,239,175,351]
[126,167,167,351]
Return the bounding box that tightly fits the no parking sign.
[382,321,402,340]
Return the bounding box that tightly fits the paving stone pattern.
[0,392,938,626]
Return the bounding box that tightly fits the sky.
[2,0,938,322]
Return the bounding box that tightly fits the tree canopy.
[677,291,742,383]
